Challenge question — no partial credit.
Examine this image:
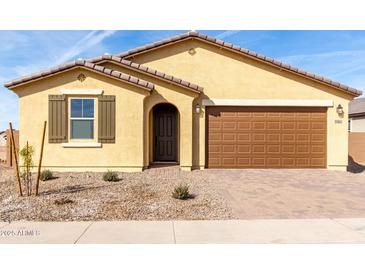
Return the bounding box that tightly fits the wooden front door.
[153,104,177,162]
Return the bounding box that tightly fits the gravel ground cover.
[0,165,234,221]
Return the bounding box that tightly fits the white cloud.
[2,30,117,81]
[215,30,242,39]
[279,49,365,64]
[56,30,116,64]
[0,31,29,52]
[0,30,117,130]
[278,50,365,92]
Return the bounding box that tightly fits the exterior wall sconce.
[336,104,344,115]
[195,103,201,114]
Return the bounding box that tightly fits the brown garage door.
[206,106,327,168]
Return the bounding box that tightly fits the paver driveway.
[202,169,365,219]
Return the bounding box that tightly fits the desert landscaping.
[0,165,234,221]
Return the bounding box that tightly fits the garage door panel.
[267,144,281,154]
[252,133,265,142]
[222,122,236,130]
[237,145,251,153]
[267,133,280,142]
[267,158,281,167]
[311,158,326,166]
[297,134,310,142]
[312,122,325,130]
[282,134,296,142]
[296,158,310,167]
[222,158,236,166]
[282,158,296,167]
[252,158,266,167]
[237,158,251,165]
[252,145,266,153]
[238,133,250,141]
[297,145,310,154]
[208,121,222,130]
[282,122,296,130]
[297,122,310,130]
[222,133,236,141]
[252,121,265,130]
[206,106,326,168]
[311,145,325,153]
[208,133,221,141]
[311,112,326,119]
[311,134,326,143]
[267,121,281,130]
[282,145,296,154]
[238,122,251,130]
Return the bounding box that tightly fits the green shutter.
[48,95,68,143]
[98,95,116,143]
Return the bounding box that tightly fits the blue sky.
[1,30,365,130]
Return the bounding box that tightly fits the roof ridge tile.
[4,60,154,91]
[113,31,361,96]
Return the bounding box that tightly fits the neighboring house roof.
[349,97,365,117]
[90,54,203,93]
[4,60,154,91]
[117,31,362,97]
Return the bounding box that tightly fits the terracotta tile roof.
[117,31,362,97]
[4,60,154,91]
[349,97,365,116]
[90,54,203,93]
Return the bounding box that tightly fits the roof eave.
[4,61,154,92]
[91,55,203,94]
[118,32,362,97]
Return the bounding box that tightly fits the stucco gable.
[116,31,362,97]
[4,60,154,92]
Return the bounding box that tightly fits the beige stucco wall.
[107,39,354,170]
[100,63,198,170]
[350,117,365,132]
[12,67,197,172]
[13,69,149,172]
[11,38,356,172]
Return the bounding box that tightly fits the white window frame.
[69,97,96,141]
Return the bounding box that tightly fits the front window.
[70,98,94,139]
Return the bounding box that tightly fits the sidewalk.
[1,218,365,244]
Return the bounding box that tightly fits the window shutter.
[48,95,68,143]
[98,95,116,143]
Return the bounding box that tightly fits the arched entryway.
[152,103,178,163]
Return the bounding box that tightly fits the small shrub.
[19,143,34,196]
[172,184,191,200]
[40,169,53,181]
[54,198,74,205]
[103,170,119,182]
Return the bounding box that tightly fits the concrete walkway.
[1,218,365,244]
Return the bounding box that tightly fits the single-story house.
[349,97,365,132]
[349,97,365,164]
[4,31,363,172]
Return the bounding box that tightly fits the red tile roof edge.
[4,60,155,91]
[89,54,203,93]
[116,31,362,97]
